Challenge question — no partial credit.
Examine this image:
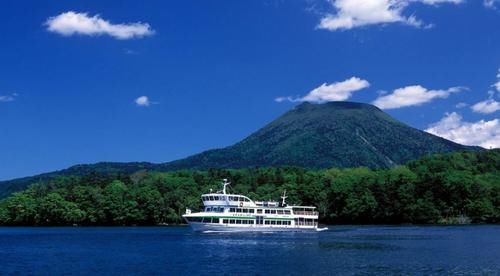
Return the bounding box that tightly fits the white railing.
[293,211,319,216]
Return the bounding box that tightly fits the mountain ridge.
[0,101,478,197]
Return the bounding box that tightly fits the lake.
[0,225,499,275]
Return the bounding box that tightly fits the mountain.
[158,102,475,170]
[0,102,477,198]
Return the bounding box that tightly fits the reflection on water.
[0,225,499,275]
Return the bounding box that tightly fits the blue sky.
[1,0,499,180]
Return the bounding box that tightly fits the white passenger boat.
[183,179,325,232]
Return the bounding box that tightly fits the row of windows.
[203,207,298,215]
[229,208,255,214]
[202,195,250,202]
[222,219,254,225]
[264,220,291,225]
[264,209,291,215]
[205,207,224,213]
[221,219,291,225]
[187,217,294,226]
[226,208,292,215]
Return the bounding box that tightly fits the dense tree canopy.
[0,150,498,226]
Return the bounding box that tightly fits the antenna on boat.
[222,179,231,195]
[281,190,287,207]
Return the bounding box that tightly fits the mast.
[222,179,231,195]
[281,190,287,207]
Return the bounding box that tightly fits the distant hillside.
[0,162,156,198]
[0,102,477,198]
[159,102,475,170]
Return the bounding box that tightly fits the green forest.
[0,150,498,226]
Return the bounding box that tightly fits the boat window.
[236,219,242,224]
[205,207,210,212]
[209,196,214,201]
[212,218,219,223]
[271,210,277,214]
[223,219,228,224]
[277,210,284,215]
[284,210,291,215]
[213,196,219,201]
[257,209,262,214]
[271,221,276,225]
[264,221,270,225]
[230,208,235,213]
[230,219,235,224]
[220,196,226,201]
[249,209,254,213]
[265,210,270,214]
[236,208,242,213]
[276,221,282,225]
[244,198,250,202]
[239,197,244,202]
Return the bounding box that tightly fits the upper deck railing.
[293,210,319,216]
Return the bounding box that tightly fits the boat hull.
[187,222,318,232]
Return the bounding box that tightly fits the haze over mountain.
[0,102,475,197]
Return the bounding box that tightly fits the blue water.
[0,225,499,275]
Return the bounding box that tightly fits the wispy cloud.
[484,0,500,9]
[471,99,500,114]
[45,11,154,40]
[0,93,18,102]
[426,112,500,149]
[135,96,158,107]
[317,0,462,31]
[372,85,465,109]
[470,68,500,114]
[275,77,370,103]
[493,68,500,92]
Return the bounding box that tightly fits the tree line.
[0,150,498,226]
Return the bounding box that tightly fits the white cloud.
[317,0,462,31]
[275,77,370,103]
[471,99,500,114]
[426,112,500,149]
[135,96,151,107]
[470,69,500,114]
[372,85,465,109]
[455,102,468,109]
[45,11,154,40]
